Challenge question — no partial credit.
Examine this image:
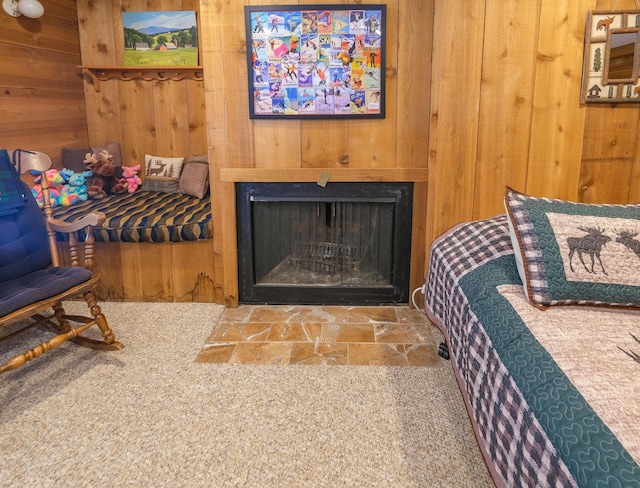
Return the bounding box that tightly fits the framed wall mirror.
[581,10,640,103]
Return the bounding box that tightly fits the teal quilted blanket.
[425,215,640,488]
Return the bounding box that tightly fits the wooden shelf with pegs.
[78,66,204,92]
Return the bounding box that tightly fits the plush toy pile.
[30,150,143,207]
[31,168,91,208]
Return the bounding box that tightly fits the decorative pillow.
[61,147,91,173]
[91,141,122,166]
[179,155,209,199]
[144,154,184,178]
[141,176,180,194]
[504,186,640,307]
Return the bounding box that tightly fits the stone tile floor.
[196,305,446,366]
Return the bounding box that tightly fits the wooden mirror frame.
[580,10,640,104]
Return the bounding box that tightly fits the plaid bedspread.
[52,191,212,243]
[425,215,640,488]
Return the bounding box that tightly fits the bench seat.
[52,191,212,243]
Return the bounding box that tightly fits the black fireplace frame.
[236,182,413,305]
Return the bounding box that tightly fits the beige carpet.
[0,302,492,487]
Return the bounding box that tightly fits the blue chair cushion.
[0,267,92,317]
[0,181,51,283]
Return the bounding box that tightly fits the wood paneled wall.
[6,0,640,305]
[199,0,433,305]
[0,0,87,165]
[75,0,218,303]
[426,0,640,248]
[76,0,208,165]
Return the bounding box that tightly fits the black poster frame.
[244,4,386,119]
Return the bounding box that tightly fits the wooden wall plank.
[631,148,640,203]
[152,81,192,156]
[1,0,87,162]
[187,80,208,155]
[472,0,540,219]
[396,0,432,169]
[411,181,428,290]
[171,241,220,302]
[140,244,174,301]
[526,0,597,199]
[302,120,350,167]
[0,46,84,90]
[93,243,125,301]
[426,0,486,243]
[200,0,234,307]
[581,106,639,204]
[76,1,118,66]
[0,13,80,55]
[578,160,634,203]
[118,81,156,167]
[349,0,398,169]
[254,120,302,168]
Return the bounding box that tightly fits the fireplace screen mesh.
[253,200,393,287]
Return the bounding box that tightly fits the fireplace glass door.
[237,183,412,305]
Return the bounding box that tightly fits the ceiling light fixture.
[2,0,44,19]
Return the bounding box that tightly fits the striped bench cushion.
[52,191,212,243]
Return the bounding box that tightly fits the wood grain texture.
[525,0,596,200]
[200,0,430,304]
[12,0,640,305]
[92,241,219,303]
[426,0,486,244]
[472,0,540,218]
[74,0,216,302]
[1,0,87,164]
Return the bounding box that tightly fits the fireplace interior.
[237,182,413,305]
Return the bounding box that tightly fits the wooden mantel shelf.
[78,66,204,92]
[219,168,429,183]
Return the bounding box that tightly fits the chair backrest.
[0,149,52,284]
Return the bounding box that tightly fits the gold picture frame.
[580,10,640,103]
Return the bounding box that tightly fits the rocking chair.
[0,148,122,374]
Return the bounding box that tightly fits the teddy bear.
[84,150,128,199]
[121,165,142,193]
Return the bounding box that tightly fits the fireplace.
[236,182,413,305]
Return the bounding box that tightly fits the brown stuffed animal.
[84,150,128,199]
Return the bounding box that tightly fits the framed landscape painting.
[244,4,386,119]
[122,11,199,66]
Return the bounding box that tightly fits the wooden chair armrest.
[47,212,106,233]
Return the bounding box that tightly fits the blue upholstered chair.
[0,149,122,374]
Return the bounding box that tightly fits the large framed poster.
[244,4,386,119]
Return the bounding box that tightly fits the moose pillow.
[504,187,640,308]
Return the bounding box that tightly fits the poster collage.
[246,6,385,118]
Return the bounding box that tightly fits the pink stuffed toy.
[121,165,142,193]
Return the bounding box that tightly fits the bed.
[424,188,640,487]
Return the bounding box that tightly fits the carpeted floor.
[0,302,492,487]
